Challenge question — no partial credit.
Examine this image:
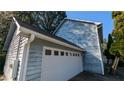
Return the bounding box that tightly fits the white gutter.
[20,27,84,51]
[14,17,36,80]
[22,34,35,80]
[29,34,35,43]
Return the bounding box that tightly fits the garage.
[41,47,83,81]
[3,17,85,81]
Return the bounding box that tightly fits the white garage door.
[41,47,83,81]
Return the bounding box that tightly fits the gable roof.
[3,19,17,51]
[3,18,84,52]
[52,18,103,42]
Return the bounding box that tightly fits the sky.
[66,11,113,39]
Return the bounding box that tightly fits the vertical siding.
[4,32,28,80]
[25,40,43,81]
[4,33,20,80]
[16,35,28,80]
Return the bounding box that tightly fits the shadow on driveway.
[69,71,124,81]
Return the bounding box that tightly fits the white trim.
[18,42,28,80]
[20,27,84,52]
[95,25,104,75]
[22,43,30,80]
[13,17,21,35]
[69,18,101,25]
[52,18,66,35]
[40,46,45,80]
[21,34,35,80]
[52,18,101,34]
[13,17,20,28]
[41,46,83,81]
[43,46,82,57]
[14,35,22,81]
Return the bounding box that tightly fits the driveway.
[69,71,124,81]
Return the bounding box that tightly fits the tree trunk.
[113,57,119,72]
[110,56,119,74]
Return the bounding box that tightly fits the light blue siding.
[25,40,43,81]
[56,20,104,74]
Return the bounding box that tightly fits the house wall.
[16,35,29,80]
[4,34,20,80]
[25,38,43,81]
[4,29,28,80]
[25,38,83,81]
[56,20,104,74]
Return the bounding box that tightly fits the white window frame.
[43,46,81,57]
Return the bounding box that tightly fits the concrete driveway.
[69,71,124,81]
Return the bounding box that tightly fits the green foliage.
[101,38,107,51]
[0,11,67,73]
[30,11,67,33]
[15,11,67,34]
[104,34,114,59]
[0,12,16,51]
[0,11,66,52]
[109,11,124,57]
[109,39,124,56]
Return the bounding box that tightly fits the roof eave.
[20,26,84,52]
[2,19,18,52]
[52,18,102,35]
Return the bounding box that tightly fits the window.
[78,54,79,56]
[45,49,51,55]
[66,52,68,56]
[70,52,72,56]
[61,51,64,56]
[54,50,59,56]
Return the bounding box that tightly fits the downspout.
[22,34,35,81]
[9,17,35,81]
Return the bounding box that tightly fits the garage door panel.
[41,47,83,81]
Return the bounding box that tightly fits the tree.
[0,11,67,73]
[104,34,114,65]
[101,38,107,51]
[109,11,124,74]
[15,11,67,33]
[0,12,16,52]
[31,11,67,33]
[0,11,16,73]
[0,11,66,52]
